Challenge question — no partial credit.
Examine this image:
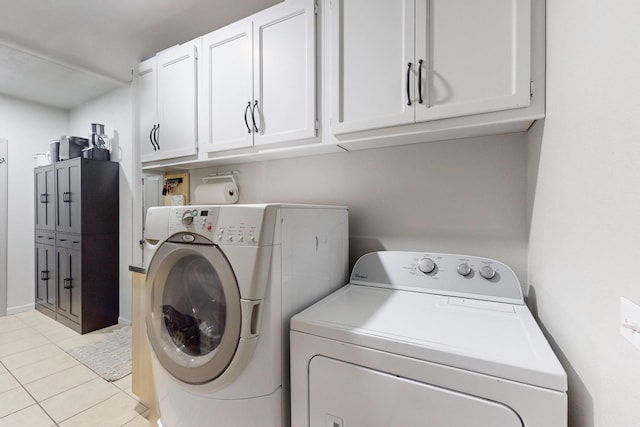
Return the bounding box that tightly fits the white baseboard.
[7,303,35,315]
[118,316,132,326]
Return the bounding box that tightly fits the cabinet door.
[55,162,81,233]
[34,166,55,231]
[201,20,254,152]
[331,0,415,134]
[156,42,198,160]
[35,243,56,311]
[138,58,159,162]
[56,246,81,324]
[415,0,531,121]
[253,0,316,146]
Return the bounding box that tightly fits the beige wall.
[190,132,529,283]
[528,1,640,425]
[0,95,68,314]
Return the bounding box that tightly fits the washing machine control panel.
[350,251,524,304]
[167,206,264,246]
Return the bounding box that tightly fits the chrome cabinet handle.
[62,192,71,203]
[417,59,424,104]
[63,278,72,289]
[244,102,252,134]
[40,194,48,203]
[40,271,50,281]
[406,62,412,106]
[251,100,259,133]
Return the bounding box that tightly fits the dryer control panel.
[350,251,524,304]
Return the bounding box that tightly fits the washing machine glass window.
[146,239,242,385]
[163,254,226,357]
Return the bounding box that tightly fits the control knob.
[181,210,194,226]
[418,257,436,274]
[479,265,496,280]
[457,263,472,276]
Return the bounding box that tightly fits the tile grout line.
[13,320,109,426]
[1,316,80,426]
[3,312,149,427]
[0,358,60,426]
[1,315,119,427]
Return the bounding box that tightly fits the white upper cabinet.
[331,0,532,135]
[331,0,415,133]
[200,0,316,154]
[137,59,158,162]
[200,20,254,152]
[253,0,316,147]
[138,41,198,163]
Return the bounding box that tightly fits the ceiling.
[0,0,281,110]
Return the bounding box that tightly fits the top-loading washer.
[143,204,348,427]
[291,251,568,427]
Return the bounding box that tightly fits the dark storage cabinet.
[54,159,119,234]
[34,166,56,231]
[55,235,82,325]
[34,158,119,334]
[35,231,56,314]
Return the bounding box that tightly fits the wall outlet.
[620,297,640,351]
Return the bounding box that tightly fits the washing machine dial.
[457,263,472,276]
[417,257,436,274]
[181,210,194,226]
[479,265,496,280]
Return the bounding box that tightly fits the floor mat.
[68,326,132,381]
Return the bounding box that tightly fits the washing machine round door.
[145,234,242,385]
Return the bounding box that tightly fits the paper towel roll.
[194,182,239,204]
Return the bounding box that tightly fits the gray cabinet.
[34,166,55,231]
[54,158,118,235]
[55,235,81,325]
[35,231,56,314]
[34,158,119,334]
[55,161,81,233]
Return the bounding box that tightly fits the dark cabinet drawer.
[35,231,56,245]
[56,234,81,250]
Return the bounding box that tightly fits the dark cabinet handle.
[62,192,71,203]
[418,59,424,104]
[59,238,67,242]
[149,125,157,151]
[40,194,49,203]
[63,278,72,289]
[251,100,259,133]
[244,102,252,134]
[154,124,160,149]
[40,271,50,281]
[406,62,412,106]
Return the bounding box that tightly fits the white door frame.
[0,139,8,316]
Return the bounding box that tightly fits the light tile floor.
[0,310,154,427]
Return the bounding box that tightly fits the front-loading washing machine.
[291,251,568,427]
[143,204,348,427]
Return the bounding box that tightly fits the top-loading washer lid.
[291,284,567,392]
